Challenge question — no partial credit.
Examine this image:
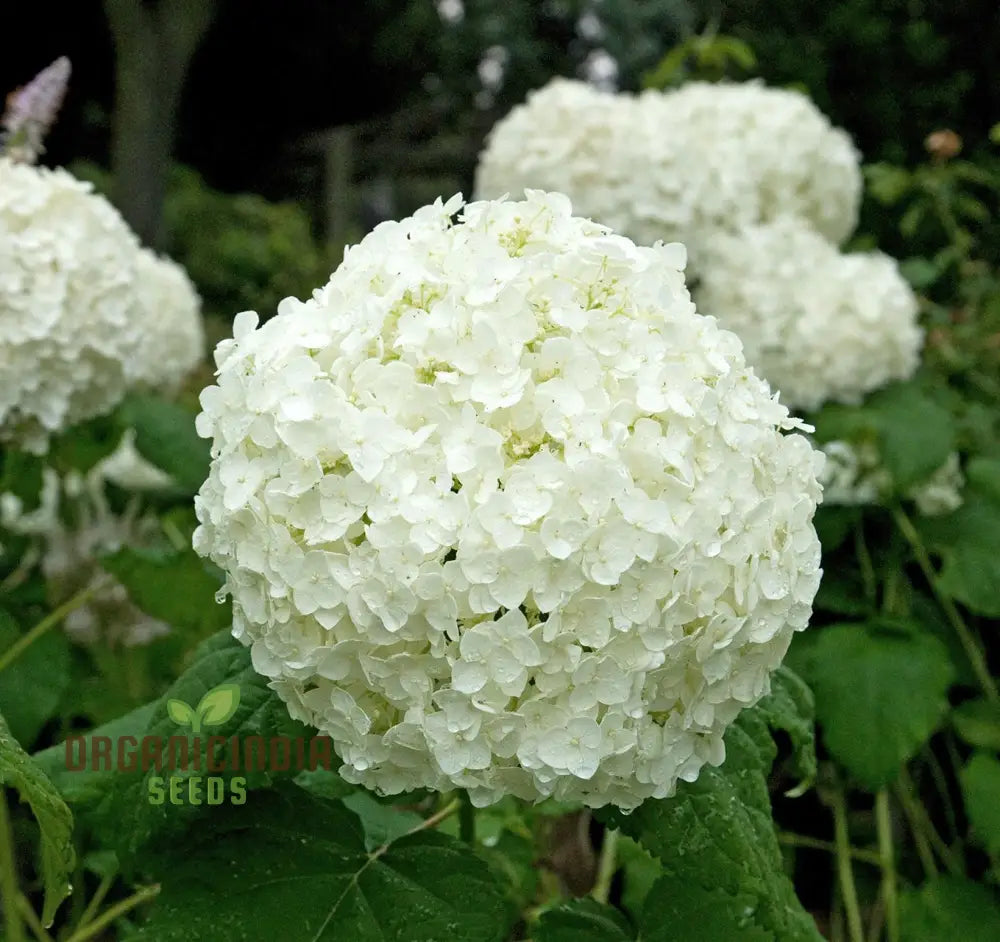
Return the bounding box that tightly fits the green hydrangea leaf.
[131,785,511,942]
[922,459,1000,617]
[900,877,1000,941]
[0,711,75,927]
[952,700,1000,751]
[0,610,71,748]
[100,545,231,638]
[864,382,956,491]
[789,620,955,789]
[960,753,1000,859]
[534,898,635,942]
[52,632,319,865]
[115,394,210,495]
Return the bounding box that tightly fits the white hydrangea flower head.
[0,158,203,451]
[128,247,205,393]
[474,78,862,272]
[474,79,641,239]
[194,190,824,809]
[1,465,170,646]
[693,216,923,412]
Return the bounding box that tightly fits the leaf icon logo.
[166,684,241,734]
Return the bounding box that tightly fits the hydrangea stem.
[16,895,53,942]
[459,791,475,845]
[875,791,899,942]
[831,786,864,942]
[0,582,103,674]
[891,505,998,702]
[61,884,160,942]
[592,828,619,904]
[894,765,961,876]
[854,521,878,604]
[0,790,26,942]
[777,832,881,866]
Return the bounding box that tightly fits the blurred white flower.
[694,217,922,411]
[194,190,823,809]
[96,428,175,492]
[475,78,862,271]
[1,464,170,646]
[0,158,203,451]
[818,440,963,516]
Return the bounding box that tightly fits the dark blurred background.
[5,0,999,316]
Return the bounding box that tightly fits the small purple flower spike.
[2,57,72,164]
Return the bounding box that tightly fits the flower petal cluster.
[475,78,861,267]
[194,190,823,809]
[626,81,861,260]
[693,217,923,411]
[0,157,203,450]
[129,247,205,393]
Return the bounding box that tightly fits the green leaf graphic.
[196,683,241,728]
[166,699,195,728]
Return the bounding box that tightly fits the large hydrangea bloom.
[194,191,824,809]
[0,157,202,450]
[693,217,923,411]
[475,78,862,269]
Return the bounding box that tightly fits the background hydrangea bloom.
[627,81,861,259]
[194,191,824,809]
[0,157,203,450]
[474,78,862,269]
[693,216,923,411]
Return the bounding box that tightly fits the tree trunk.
[104,0,217,248]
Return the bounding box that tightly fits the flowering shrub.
[193,191,824,807]
[3,46,1000,942]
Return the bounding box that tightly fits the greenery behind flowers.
[71,160,331,325]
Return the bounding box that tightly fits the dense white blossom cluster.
[194,191,824,808]
[818,440,964,516]
[693,218,923,411]
[475,78,861,267]
[1,450,171,646]
[635,81,859,255]
[0,157,203,450]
